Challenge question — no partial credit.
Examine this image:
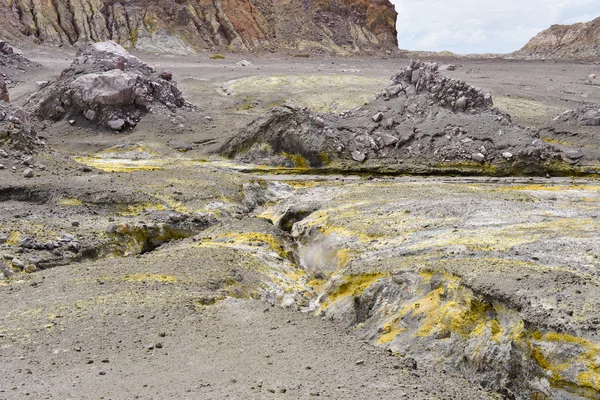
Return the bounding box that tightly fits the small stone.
[502,152,514,160]
[236,60,253,67]
[72,221,80,227]
[84,109,96,121]
[159,71,173,81]
[81,166,93,172]
[372,112,384,123]
[36,81,49,90]
[155,342,163,349]
[484,93,493,107]
[107,119,125,131]
[22,168,34,178]
[67,241,80,252]
[351,151,366,163]
[24,264,37,273]
[0,149,7,157]
[471,153,485,162]
[0,164,4,169]
[11,258,25,269]
[314,117,325,128]
[455,96,468,111]
[565,150,584,160]
[379,133,398,146]
[105,223,116,234]
[98,371,106,376]
[62,234,75,241]
[355,360,365,365]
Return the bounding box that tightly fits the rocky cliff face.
[0,0,398,54]
[515,16,600,59]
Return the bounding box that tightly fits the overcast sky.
[391,0,598,54]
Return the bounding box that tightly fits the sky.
[390,0,599,54]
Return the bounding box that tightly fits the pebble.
[372,112,384,122]
[11,258,25,269]
[355,360,365,365]
[22,168,34,178]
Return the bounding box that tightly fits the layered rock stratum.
[515,16,600,59]
[0,0,398,54]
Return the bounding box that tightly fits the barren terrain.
[1,44,600,399]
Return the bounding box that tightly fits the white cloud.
[391,0,599,54]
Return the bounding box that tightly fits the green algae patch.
[321,273,388,309]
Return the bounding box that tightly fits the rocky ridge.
[0,0,398,55]
[515,16,600,59]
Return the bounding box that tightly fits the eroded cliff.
[0,0,398,54]
[515,16,600,59]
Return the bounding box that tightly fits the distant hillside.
[515,17,600,59]
[0,0,398,55]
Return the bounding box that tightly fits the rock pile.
[0,102,45,176]
[384,61,493,112]
[29,41,195,131]
[553,104,600,126]
[220,62,563,175]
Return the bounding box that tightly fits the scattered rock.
[471,153,485,162]
[11,258,25,269]
[108,119,125,131]
[84,109,97,121]
[236,60,253,67]
[439,64,456,71]
[36,81,49,90]
[159,71,173,81]
[351,151,366,163]
[22,168,34,178]
[372,112,384,123]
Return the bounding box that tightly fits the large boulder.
[28,41,194,131]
